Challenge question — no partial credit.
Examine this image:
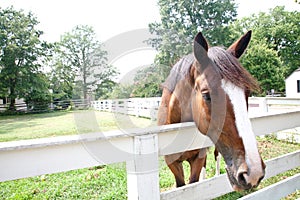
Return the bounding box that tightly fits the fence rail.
[92,97,300,120]
[1,110,300,199]
[0,99,91,113]
[92,97,161,120]
[160,150,300,200]
[248,97,300,113]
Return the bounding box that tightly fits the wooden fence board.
[0,136,134,182]
[160,174,232,200]
[264,150,300,179]
[1,109,300,199]
[160,150,300,200]
[239,173,300,200]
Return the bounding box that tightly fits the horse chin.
[232,184,245,192]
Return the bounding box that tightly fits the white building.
[285,67,300,98]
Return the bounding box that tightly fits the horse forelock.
[207,47,260,92]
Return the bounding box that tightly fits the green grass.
[0,111,77,142]
[0,164,127,200]
[0,110,155,142]
[0,111,299,199]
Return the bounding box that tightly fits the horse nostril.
[252,174,264,188]
[237,171,264,189]
[258,174,265,185]
[237,171,248,186]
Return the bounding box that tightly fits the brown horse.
[158,31,265,190]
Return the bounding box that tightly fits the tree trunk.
[8,84,17,111]
[83,64,87,100]
[8,98,16,111]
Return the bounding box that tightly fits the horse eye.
[202,93,211,102]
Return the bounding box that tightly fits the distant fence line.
[92,97,300,120]
[248,97,300,113]
[2,97,300,115]
[0,99,91,113]
[92,97,161,120]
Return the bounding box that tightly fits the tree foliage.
[229,6,300,94]
[25,72,51,111]
[241,42,285,95]
[132,64,169,97]
[0,7,51,111]
[94,79,116,100]
[49,50,74,107]
[148,0,237,66]
[129,5,299,98]
[108,84,134,99]
[51,25,118,101]
[230,6,300,77]
[127,0,238,98]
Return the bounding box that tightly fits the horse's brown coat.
[158,31,265,190]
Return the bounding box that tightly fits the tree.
[148,0,237,66]
[241,42,285,95]
[49,50,74,108]
[94,79,116,100]
[0,7,51,111]
[140,0,237,97]
[132,64,169,97]
[227,6,300,95]
[57,25,118,100]
[230,6,300,77]
[25,72,51,111]
[108,84,134,99]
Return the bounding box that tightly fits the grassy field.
[0,110,299,199]
[0,110,156,142]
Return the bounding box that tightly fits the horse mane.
[162,47,260,93]
[208,46,260,92]
[162,54,194,92]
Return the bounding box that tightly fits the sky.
[1,0,299,81]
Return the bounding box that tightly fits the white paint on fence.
[239,173,300,200]
[92,97,161,120]
[160,150,300,200]
[126,134,160,200]
[1,108,300,199]
[92,97,300,120]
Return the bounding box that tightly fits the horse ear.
[193,32,209,65]
[227,30,252,58]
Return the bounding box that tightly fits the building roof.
[285,67,300,80]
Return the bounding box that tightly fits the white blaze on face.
[221,80,262,172]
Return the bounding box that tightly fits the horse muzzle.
[226,158,266,191]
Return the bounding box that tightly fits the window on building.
[297,80,300,93]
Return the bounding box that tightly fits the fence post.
[135,100,141,118]
[126,134,160,200]
[150,100,158,121]
[108,100,112,112]
[261,97,269,112]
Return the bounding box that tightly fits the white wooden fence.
[1,109,300,199]
[92,97,300,120]
[248,97,300,114]
[92,97,161,120]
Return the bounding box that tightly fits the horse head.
[191,31,265,191]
